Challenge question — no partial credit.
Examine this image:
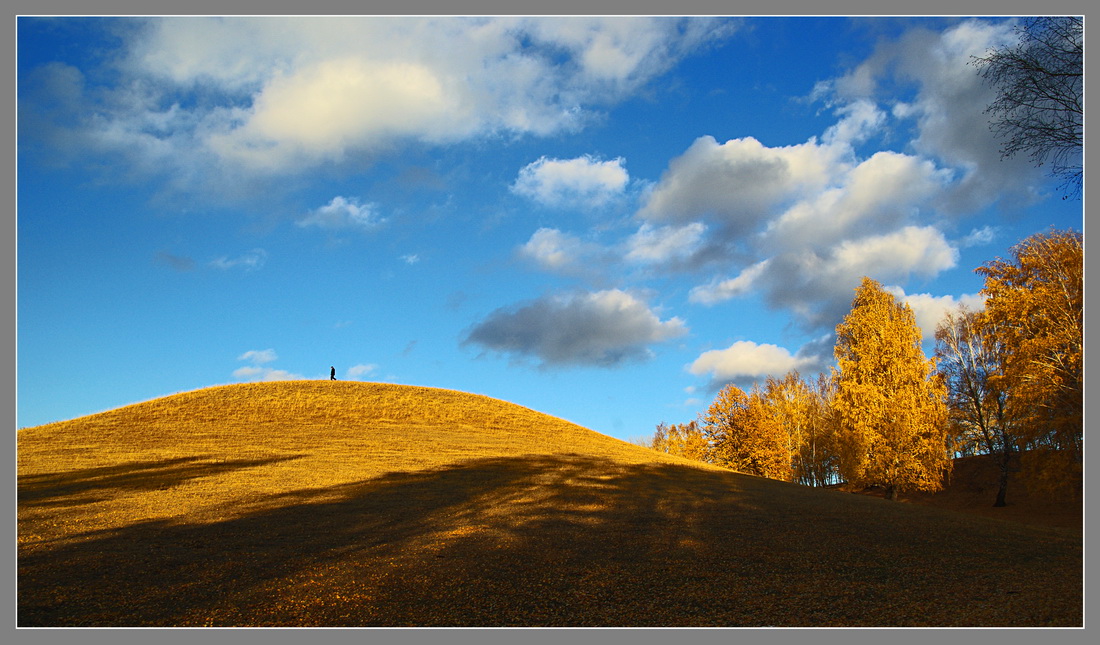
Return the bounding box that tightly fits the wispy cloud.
[233,348,303,381]
[517,227,607,275]
[623,222,707,265]
[154,251,195,272]
[346,364,379,380]
[210,248,267,271]
[237,348,278,364]
[21,17,735,184]
[960,226,998,247]
[298,196,384,230]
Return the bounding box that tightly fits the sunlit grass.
[18,381,709,539]
[18,381,1081,627]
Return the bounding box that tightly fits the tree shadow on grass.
[18,455,305,508]
[18,454,1082,627]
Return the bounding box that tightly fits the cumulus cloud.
[232,366,302,381]
[825,19,1045,211]
[233,348,303,381]
[297,196,384,230]
[512,155,629,208]
[827,226,959,282]
[614,19,1052,342]
[689,260,770,305]
[210,248,268,271]
[693,226,959,330]
[518,228,604,273]
[623,222,707,265]
[238,348,278,364]
[637,135,845,232]
[464,289,687,367]
[688,340,828,389]
[765,151,952,250]
[346,364,379,380]
[24,17,733,182]
[885,286,986,342]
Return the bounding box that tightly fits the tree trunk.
[994,449,1012,507]
[885,484,898,501]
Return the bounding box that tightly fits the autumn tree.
[935,305,1020,506]
[650,420,710,463]
[702,383,791,481]
[762,371,840,487]
[976,228,1083,494]
[833,277,951,501]
[972,16,1083,198]
[805,373,842,487]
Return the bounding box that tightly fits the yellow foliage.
[976,228,1082,482]
[651,421,709,462]
[764,372,840,487]
[702,384,792,481]
[833,277,951,499]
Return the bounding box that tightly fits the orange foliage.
[833,277,951,500]
[701,384,792,481]
[975,229,1082,493]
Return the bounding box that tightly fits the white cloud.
[825,19,1045,211]
[210,248,268,271]
[346,364,379,380]
[766,151,951,250]
[961,225,998,247]
[464,289,687,367]
[822,99,887,146]
[232,348,303,381]
[827,226,958,282]
[637,135,846,231]
[238,349,277,364]
[512,155,629,208]
[689,260,770,305]
[29,17,732,180]
[623,222,707,265]
[688,340,819,383]
[298,196,383,229]
[885,286,987,342]
[518,227,605,273]
[692,227,958,329]
[231,366,301,382]
[527,17,735,89]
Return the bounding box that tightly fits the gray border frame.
[7,1,1092,644]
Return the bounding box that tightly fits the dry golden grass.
[18,381,1082,627]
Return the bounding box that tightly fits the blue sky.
[17,16,1082,440]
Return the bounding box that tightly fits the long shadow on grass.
[18,454,1082,627]
[18,455,304,508]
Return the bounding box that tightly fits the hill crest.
[18,381,1082,626]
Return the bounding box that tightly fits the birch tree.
[935,305,1019,506]
[976,228,1083,494]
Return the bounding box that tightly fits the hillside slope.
[19,381,698,531]
[18,382,1082,627]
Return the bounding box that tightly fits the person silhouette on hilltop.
[330,366,336,380]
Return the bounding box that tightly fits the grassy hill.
[17,381,1082,627]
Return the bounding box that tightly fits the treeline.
[648,229,1083,506]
